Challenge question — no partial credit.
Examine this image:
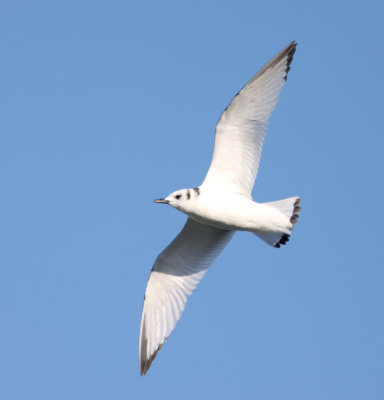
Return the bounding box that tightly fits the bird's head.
[154,187,200,212]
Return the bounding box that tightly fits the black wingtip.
[284,41,297,81]
[140,344,163,376]
[139,317,166,376]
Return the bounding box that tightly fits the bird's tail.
[256,197,301,248]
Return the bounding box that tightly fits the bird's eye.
[175,194,182,200]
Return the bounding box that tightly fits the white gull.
[139,41,300,375]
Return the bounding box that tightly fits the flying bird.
[139,41,300,375]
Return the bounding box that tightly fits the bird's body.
[168,186,297,235]
[139,41,301,375]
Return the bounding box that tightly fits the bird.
[139,41,300,375]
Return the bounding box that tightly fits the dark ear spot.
[187,190,191,200]
[193,187,200,196]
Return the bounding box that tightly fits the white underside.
[184,189,294,235]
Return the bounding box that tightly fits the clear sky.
[1,1,383,399]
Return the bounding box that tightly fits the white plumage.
[139,42,300,375]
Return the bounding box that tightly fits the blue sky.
[1,1,383,399]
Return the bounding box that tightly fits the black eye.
[175,194,182,200]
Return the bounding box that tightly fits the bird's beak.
[154,198,170,204]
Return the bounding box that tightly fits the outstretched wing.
[202,41,297,197]
[139,218,234,375]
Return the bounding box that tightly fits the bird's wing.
[139,218,233,375]
[201,41,297,197]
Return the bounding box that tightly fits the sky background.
[1,1,384,399]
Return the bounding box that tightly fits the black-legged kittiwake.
[139,41,301,375]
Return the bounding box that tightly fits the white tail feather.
[265,196,300,223]
[256,197,301,248]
